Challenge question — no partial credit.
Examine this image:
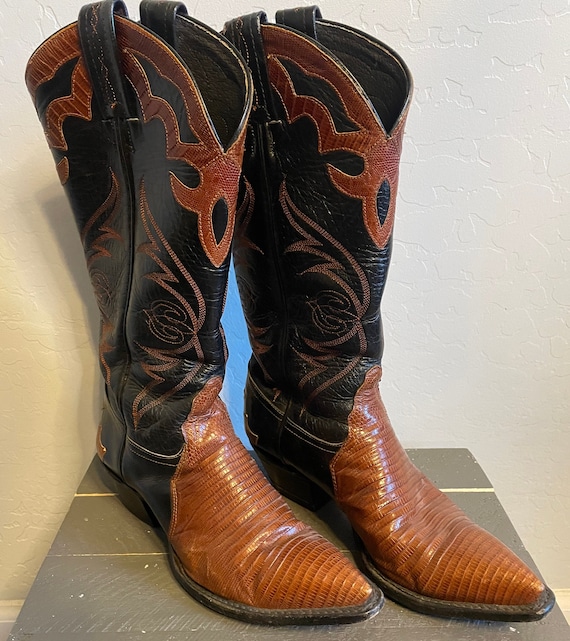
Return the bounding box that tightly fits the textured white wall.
[1,0,568,603]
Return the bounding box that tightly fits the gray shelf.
[9,449,569,641]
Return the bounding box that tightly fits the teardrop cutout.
[376,180,390,226]
[212,198,229,245]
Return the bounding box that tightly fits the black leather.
[223,13,277,121]
[275,5,322,39]
[225,10,411,476]
[222,10,557,624]
[139,0,188,47]
[169,14,251,147]
[315,21,409,133]
[29,1,252,525]
[78,0,130,119]
[34,2,135,473]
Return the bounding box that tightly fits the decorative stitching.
[279,182,370,402]
[80,171,122,385]
[81,171,123,264]
[89,6,117,108]
[132,182,206,428]
[234,177,262,259]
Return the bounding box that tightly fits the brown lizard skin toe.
[170,378,376,612]
[332,368,548,609]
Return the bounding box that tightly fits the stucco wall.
[1,0,568,601]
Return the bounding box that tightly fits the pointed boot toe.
[360,519,555,620]
[166,382,381,623]
[332,368,555,621]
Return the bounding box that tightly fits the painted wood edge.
[0,601,23,641]
[554,589,570,624]
[0,591,568,635]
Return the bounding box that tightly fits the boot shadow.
[35,183,100,348]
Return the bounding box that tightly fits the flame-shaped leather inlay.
[25,23,93,156]
[42,58,93,151]
[25,23,83,99]
[116,17,244,268]
[169,377,374,610]
[132,183,206,427]
[331,367,547,606]
[262,25,407,250]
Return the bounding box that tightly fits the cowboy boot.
[223,7,555,621]
[25,0,382,624]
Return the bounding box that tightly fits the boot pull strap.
[78,0,130,120]
[139,1,188,48]
[275,5,322,40]
[223,12,275,120]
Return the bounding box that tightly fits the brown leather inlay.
[56,156,69,184]
[262,25,407,250]
[331,367,546,606]
[116,17,244,268]
[25,24,82,98]
[25,23,93,153]
[169,377,374,610]
[43,58,92,151]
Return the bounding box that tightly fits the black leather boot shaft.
[26,0,252,525]
[225,11,411,425]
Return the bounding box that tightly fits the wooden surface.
[8,449,570,641]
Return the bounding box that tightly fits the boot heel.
[97,459,157,526]
[256,451,330,511]
[115,480,157,526]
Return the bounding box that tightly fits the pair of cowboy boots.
[25,0,554,625]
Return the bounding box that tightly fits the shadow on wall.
[35,184,101,348]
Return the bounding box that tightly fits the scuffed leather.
[230,20,410,422]
[26,12,252,459]
[26,23,133,474]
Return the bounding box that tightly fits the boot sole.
[355,539,556,622]
[255,448,556,622]
[169,545,383,625]
[96,457,383,625]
